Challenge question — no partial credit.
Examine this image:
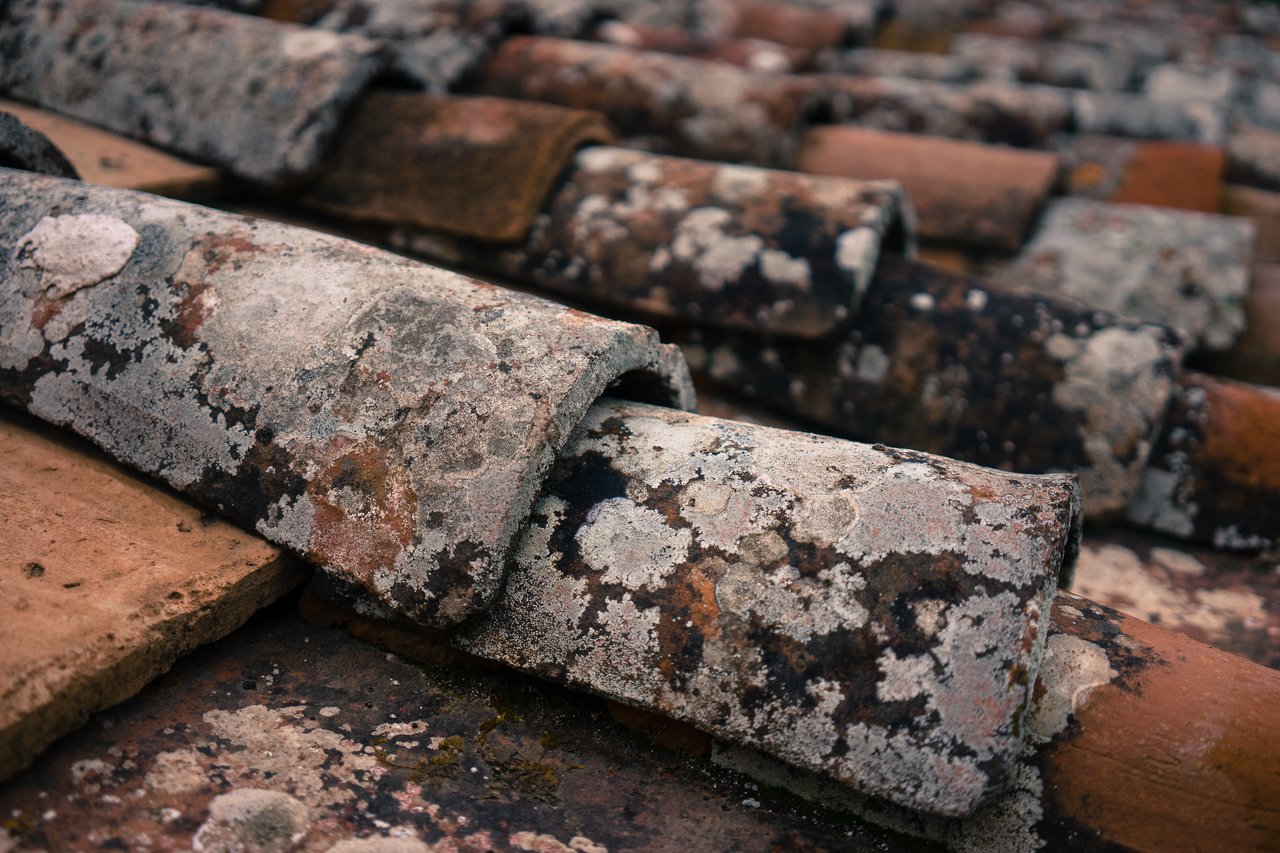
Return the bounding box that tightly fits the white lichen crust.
[0,170,693,628]
[456,399,1081,818]
[468,146,912,339]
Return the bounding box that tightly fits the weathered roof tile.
[0,0,386,183]
[1003,198,1254,351]
[1,170,692,628]
[299,91,616,242]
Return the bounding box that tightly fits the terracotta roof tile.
[1223,183,1280,263]
[0,0,386,182]
[299,91,616,242]
[1129,370,1280,551]
[452,145,912,337]
[798,124,1058,249]
[0,411,302,781]
[473,35,817,167]
[682,253,1185,517]
[0,99,220,197]
[1061,134,1226,212]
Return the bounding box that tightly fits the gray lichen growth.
[1006,199,1254,351]
[0,169,693,628]
[455,398,1081,818]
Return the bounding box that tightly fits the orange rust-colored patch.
[1043,608,1280,851]
[29,295,62,331]
[1071,161,1107,190]
[1111,142,1225,212]
[1193,375,1280,490]
[308,438,420,580]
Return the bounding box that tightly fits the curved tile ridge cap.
[0,0,385,184]
[1004,198,1256,352]
[314,397,1083,817]
[474,145,916,339]
[0,169,695,627]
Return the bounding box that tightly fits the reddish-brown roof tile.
[1063,135,1225,213]
[300,91,615,242]
[0,99,220,198]
[798,124,1059,250]
[1129,370,1280,551]
[0,412,302,782]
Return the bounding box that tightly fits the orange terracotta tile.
[0,414,303,781]
[1110,141,1225,212]
[798,125,1059,250]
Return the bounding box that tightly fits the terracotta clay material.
[300,91,617,243]
[449,145,912,338]
[307,396,1082,818]
[0,606,917,852]
[1227,126,1280,192]
[1109,141,1226,211]
[723,1,858,51]
[592,21,811,73]
[818,75,1073,148]
[471,35,818,168]
[1069,525,1279,670]
[1062,135,1226,213]
[1222,182,1280,262]
[0,0,385,183]
[797,125,1059,251]
[682,253,1185,517]
[1129,370,1280,551]
[0,170,693,629]
[716,592,1280,851]
[1196,261,1280,387]
[1032,595,1280,851]
[0,410,304,782]
[0,100,219,198]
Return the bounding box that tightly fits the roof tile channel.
[2,0,1280,845]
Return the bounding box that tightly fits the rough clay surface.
[1128,371,1280,551]
[1070,526,1278,669]
[684,254,1184,516]
[819,75,1073,149]
[321,398,1081,818]
[0,169,693,628]
[0,98,219,197]
[1005,198,1255,351]
[797,125,1058,251]
[0,0,385,183]
[0,411,301,782]
[713,591,1280,852]
[474,36,818,168]
[464,145,912,338]
[456,399,1080,817]
[0,608,911,852]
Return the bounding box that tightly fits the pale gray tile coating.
[0,0,386,183]
[0,169,693,627]
[1005,198,1255,351]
